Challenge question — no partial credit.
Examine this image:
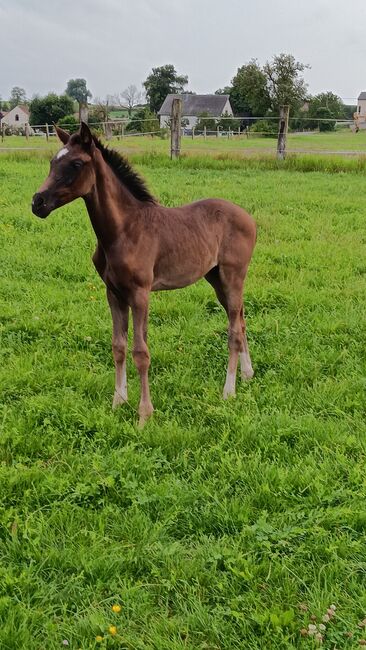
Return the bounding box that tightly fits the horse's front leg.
[107,288,129,408]
[130,288,153,427]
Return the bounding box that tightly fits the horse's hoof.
[138,405,154,428]
[112,391,128,409]
[241,367,254,381]
[223,387,236,400]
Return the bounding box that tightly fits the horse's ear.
[79,122,94,152]
[54,124,70,145]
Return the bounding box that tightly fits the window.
[15,114,19,121]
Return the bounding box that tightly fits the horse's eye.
[72,160,83,169]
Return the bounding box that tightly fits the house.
[354,92,366,129]
[158,94,233,128]
[1,104,30,128]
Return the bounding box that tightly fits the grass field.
[1,150,366,649]
[2,129,366,157]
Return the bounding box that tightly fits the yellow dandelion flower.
[109,625,117,636]
[112,604,122,613]
[95,636,103,643]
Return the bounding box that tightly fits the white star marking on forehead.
[56,147,69,160]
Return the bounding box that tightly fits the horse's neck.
[84,154,137,249]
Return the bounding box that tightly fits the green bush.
[313,106,335,132]
[58,115,79,133]
[250,119,277,137]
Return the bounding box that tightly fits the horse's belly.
[152,257,217,291]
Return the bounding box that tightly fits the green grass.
[1,152,366,649]
[2,128,366,156]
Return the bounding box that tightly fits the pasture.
[1,150,366,649]
[2,128,366,157]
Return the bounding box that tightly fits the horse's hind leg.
[239,306,254,381]
[205,266,253,397]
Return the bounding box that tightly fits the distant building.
[357,92,366,116]
[1,104,30,128]
[158,94,233,128]
[354,92,366,130]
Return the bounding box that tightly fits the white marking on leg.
[56,147,69,159]
[223,367,237,399]
[112,357,128,408]
[240,351,254,380]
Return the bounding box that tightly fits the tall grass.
[1,155,366,648]
[3,148,366,174]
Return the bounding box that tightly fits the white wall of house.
[2,105,29,127]
[357,98,366,117]
[222,99,233,116]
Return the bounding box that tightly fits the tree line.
[0,55,357,133]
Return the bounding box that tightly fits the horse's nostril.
[33,193,45,209]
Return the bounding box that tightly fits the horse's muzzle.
[32,192,52,218]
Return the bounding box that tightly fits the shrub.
[58,115,79,133]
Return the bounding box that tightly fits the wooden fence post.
[105,122,112,140]
[1,123,5,143]
[80,103,88,124]
[170,97,182,159]
[217,126,219,138]
[25,123,30,141]
[277,105,289,160]
[45,123,49,142]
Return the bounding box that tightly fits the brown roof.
[17,104,30,114]
[158,94,231,116]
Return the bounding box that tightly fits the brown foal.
[32,123,256,426]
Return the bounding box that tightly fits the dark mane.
[93,136,155,203]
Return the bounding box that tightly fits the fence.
[0,109,360,159]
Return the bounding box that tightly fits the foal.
[32,123,256,426]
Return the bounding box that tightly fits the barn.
[0,104,30,128]
[158,94,233,128]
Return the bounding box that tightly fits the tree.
[126,107,159,134]
[308,92,345,119]
[230,60,270,116]
[0,98,9,112]
[65,78,92,119]
[143,64,188,114]
[116,85,144,117]
[215,86,232,96]
[312,106,335,132]
[217,112,240,132]
[29,93,74,125]
[263,53,309,113]
[194,112,217,134]
[9,86,27,109]
[92,96,114,122]
[344,104,357,120]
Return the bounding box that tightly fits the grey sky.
[1,0,365,104]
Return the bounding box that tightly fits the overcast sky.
[1,0,365,104]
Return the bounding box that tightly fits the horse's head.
[32,122,96,218]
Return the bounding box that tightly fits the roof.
[17,104,29,114]
[158,94,231,116]
[358,92,366,101]
[5,104,30,115]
